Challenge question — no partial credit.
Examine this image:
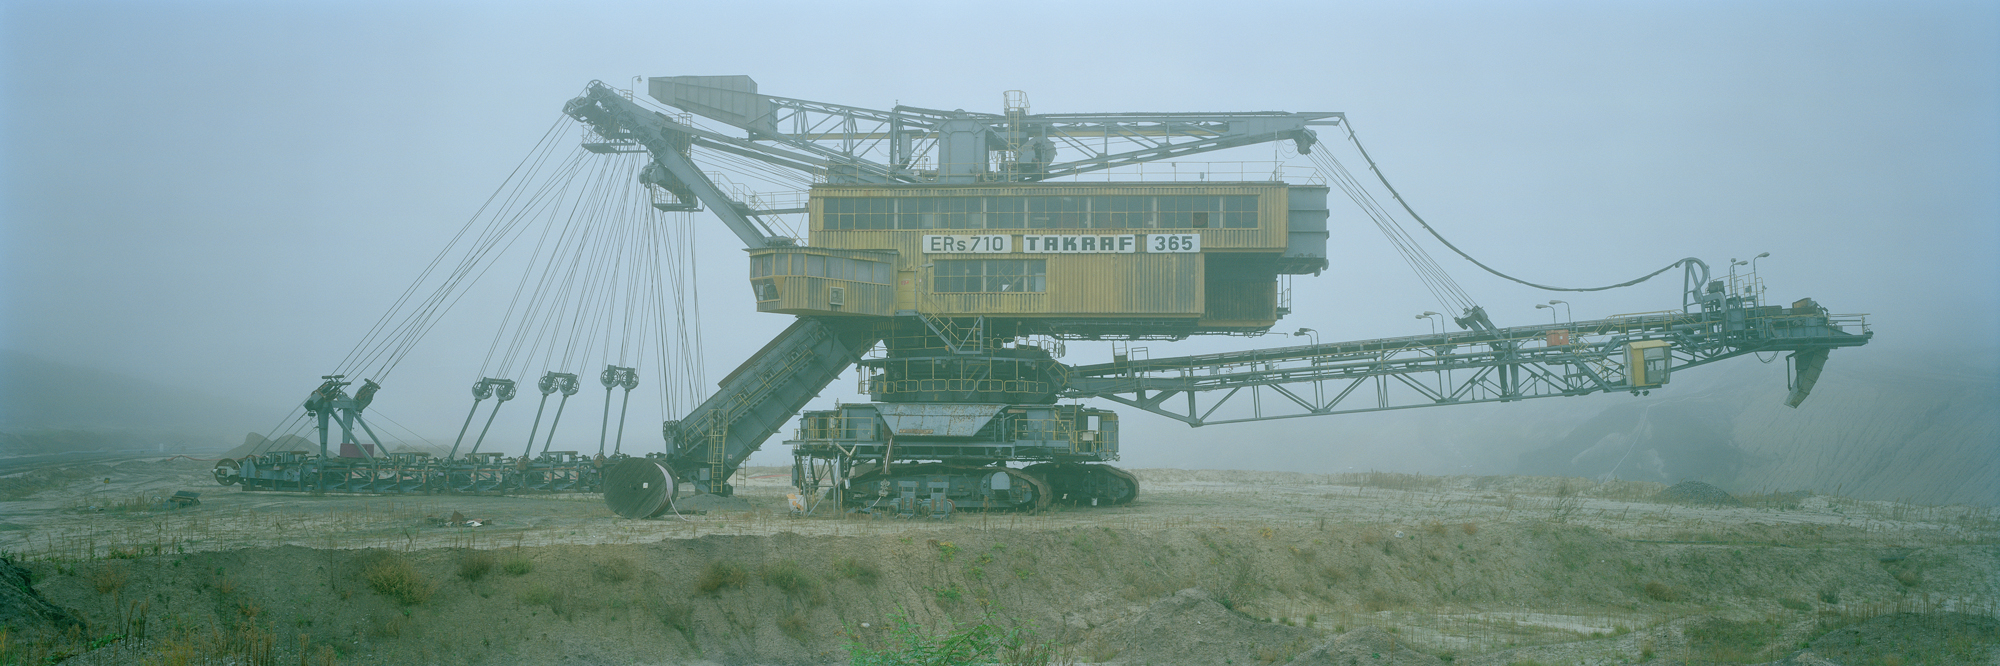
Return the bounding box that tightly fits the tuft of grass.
[1461,522,1478,536]
[1643,580,1679,602]
[1818,588,1841,605]
[593,557,636,583]
[1894,569,1921,587]
[362,552,435,606]
[696,560,748,596]
[835,557,879,585]
[1423,520,1449,536]
[760,560,819,602]
[518,582,569,615]
[457,551,495,582]
[92,566,128,595]
[778,611,811,642]
[502,555,533,576]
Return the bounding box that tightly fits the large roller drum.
[604,458,677,518]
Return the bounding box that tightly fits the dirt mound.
[1288,627,1442,665]
[1102,588,1314,664]
[1772,612,2000,665]
[1655,480,1742,506]
[0,555,79,636]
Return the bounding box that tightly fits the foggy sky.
[3,1,1996,469]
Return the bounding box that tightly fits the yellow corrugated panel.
[755,277,893,317]
[913,253,1202,316]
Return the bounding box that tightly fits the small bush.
[778,612,811,642]
[1461,522,1478,536]
[593,557,636,583]
[760,560,818,599]
[502,555,533,576]
[1779,598,1811,611]
[1818,589,1840,605]
[92,566,128,595]
[362,553,435,606]
[696,560,748,596]
[457,551,495,582]
[1423,520,1448,536]
[836,557,879,585]
[1642,581,1679,602]
[1894,570,1920,587]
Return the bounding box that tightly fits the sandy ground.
[2,457,1995,664]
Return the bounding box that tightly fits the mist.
[4,1,1995,504]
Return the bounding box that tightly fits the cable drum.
[604,458,677,518]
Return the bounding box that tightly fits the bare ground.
[1,458,1994,665]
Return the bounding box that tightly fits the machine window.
[933,259,1047,293]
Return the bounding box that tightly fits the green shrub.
[362,553,435,606]
[761,560,818,598]
[1642,581,1679,602]
[836,557,880,585]
[457,551,495,582]
[696,560,748,595]
[502,555,533,576]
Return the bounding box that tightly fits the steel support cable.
[568,161,636,371]
[371,158,583,381]
[1309,149,1473,312]
[526,157,624,376]
[1310,147,1457,305]
[486,152,617,377]
[375,161,584,382]
[345,133,582,380]
[328,115,569,378]
[361,149,592,380]
[1313,147,1475,308]
[1340,120,1702,293]
[480,169,579,378]
[555,155,631,370]
[659,210,701,410]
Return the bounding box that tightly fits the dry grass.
[835,557,879,585]
[593,557,636,583]
[695,560,747,596]
[456,550,495,582]
[91,565,127,595]
[759,560,818,601]
[360,552,434,606]
[1643,580,1680,602]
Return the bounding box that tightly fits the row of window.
[933,259,1047,293]
[821,195,1259,230]
[750,253,892,284]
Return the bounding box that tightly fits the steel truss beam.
[1062,311,1871,426]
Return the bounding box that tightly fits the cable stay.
[1319,120,1713,316]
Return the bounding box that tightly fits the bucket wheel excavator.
[224,75,1870,512]
[559,76,1869,518]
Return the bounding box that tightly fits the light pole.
[1417,311,1441,336]
[1292,328,1323,406]
[1535,303,1559,326]
[1749,252,1770,303]
[1547,299,1570,323]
